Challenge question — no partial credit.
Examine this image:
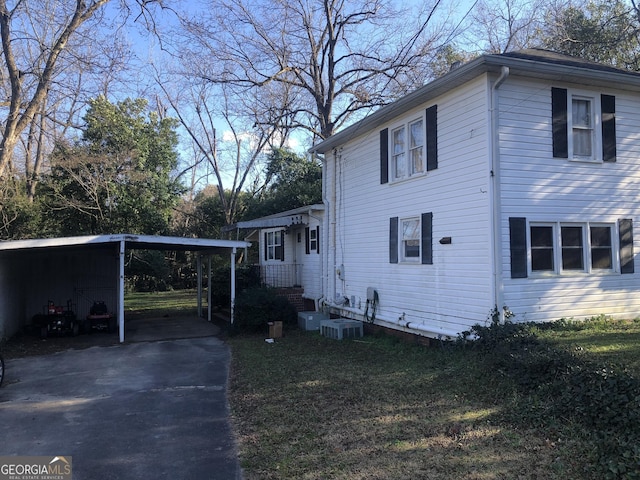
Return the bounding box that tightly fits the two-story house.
[310,49,640,339]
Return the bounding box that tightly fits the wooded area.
[2,0,640,286]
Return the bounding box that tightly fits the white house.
[311,49,640,340]
[232,204,324,310]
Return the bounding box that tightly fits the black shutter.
[389,217,398,264]
[619,218,634,274]
[316,226,320,254]
[509,217,528,278]
[601,94,617,162]
[280,230,285,261]
[551,87,568,158]
[380,129,389,184]
[421,212,433,265]
[305,227,310,254]
[426,105,438,171]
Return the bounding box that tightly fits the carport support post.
[207,255,212,322]
[230,248,236,324]
[197,255,203,317]
[118,239,125,343]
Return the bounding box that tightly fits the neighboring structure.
[311,49,640,339]
[231,204,324,310]
[0,234,249,342]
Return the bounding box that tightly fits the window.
[266,230,283,261]
[391,118,424,181]
[401,217,421,261]
[531,225,554,272]
[591,225,613,269]
[529,222,615,274]
[389,213,433,265]
[552,88,616,162]
[571,96,594,158]
[309,228,317,251]
[392,126,406,179]
[561,226,584,270]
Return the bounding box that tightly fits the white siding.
[499,76,640,322]
[328,76,494,336]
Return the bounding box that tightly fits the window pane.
[531,226,554,271]
[573,129,592,156]
[591,226,612,269]
[572,99,591,127]
[402,219,420,260]
[394,153,405,178]
[561,226,584,270]
[405,239,420,257]
[393,128,405,154]
[410,121,423,149]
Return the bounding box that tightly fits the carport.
[0,234,250,342]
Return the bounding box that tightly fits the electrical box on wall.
[366,287,377,301]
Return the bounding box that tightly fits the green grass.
[124,289,201,318]
[227,330,594,480]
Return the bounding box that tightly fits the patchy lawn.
[227,329,595,480]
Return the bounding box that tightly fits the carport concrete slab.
[0,335,242,479]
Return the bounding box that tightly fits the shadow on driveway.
[0,317,243,479]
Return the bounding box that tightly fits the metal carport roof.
[0,234,250,342]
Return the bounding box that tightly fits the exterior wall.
[326,75,494,337]
[0,253,25,339]
[499,76,640,322]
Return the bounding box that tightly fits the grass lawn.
[120,291,640,478]
[124,289,201,318]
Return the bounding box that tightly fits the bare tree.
[156,74,289,228]
[173,0,457,142]
[465,0,546,53]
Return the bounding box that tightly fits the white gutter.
[490,66,510,323]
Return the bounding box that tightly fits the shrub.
[233,287,297,333]
[461,319,640,479]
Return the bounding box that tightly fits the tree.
[44,96,184,235]
[465,0,546,53]
[246,148,322,219]
[175,0,458,142]
[540,0,640,70]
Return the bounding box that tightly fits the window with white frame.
[266,230,283,261]
[392,118,424,181]
[529,222,615,274]
[401,217,421,262]
[571,96,595,159]
[309,228,317,251]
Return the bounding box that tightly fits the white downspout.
[327,150,338,307]
[118,239,125,343]
[490,66,510,323]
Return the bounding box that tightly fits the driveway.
[0,317,243,479]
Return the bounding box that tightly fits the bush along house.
[230,204,324,312]
[310,49,640,340]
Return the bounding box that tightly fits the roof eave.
[311,54,640,155]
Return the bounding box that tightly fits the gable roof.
[311,49,640,155]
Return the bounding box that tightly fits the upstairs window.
[552,88,616,162]
[571,96,594,159]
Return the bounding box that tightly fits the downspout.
[490,66,510,323]
[329,150,338,306]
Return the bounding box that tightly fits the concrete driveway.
[0,317,242,479]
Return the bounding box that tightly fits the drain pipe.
[490,66,510,323]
